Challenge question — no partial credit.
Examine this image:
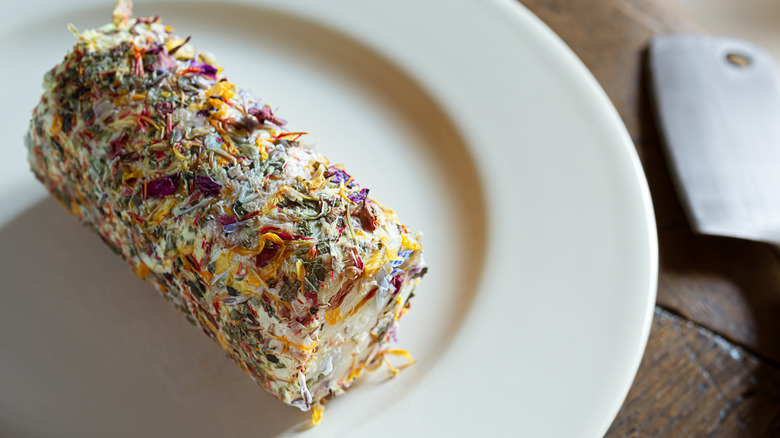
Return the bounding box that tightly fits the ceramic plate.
[0,1,657,436]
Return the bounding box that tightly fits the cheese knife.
[649,35,780,246]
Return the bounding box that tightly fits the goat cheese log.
[25,1,426,412]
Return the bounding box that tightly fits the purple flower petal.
[347,188,369,204]
[325,167,351,184]
[190,60,218,80]
[217,214,237,227]
[146,174,178,198]
[194,175,222,197]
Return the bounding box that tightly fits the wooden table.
[517,0,780,436]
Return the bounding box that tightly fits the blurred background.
[671,0,780,60]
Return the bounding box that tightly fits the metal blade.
[649,35,780,245]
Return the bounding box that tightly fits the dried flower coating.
[25,1,426,410]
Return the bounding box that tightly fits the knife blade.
[649,35,780,245]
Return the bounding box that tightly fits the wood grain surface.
[518,0,780,436]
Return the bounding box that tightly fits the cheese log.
[25,1,426,410]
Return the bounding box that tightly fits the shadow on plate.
[0,198,306,437]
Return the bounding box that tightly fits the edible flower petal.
[194,175,222,197]
[255,243,281,268]
[248,106,286,126]
[146,174,178,198]
[217,214,237,227]
[348,188,368,204]
[155,101,173,115]
[190,60,218,80]
[151,51,178,71]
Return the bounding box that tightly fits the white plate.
[0,1,657,437]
